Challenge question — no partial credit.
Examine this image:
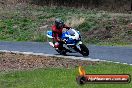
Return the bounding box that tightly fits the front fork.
[75,41,82,51]
[74,41,82,52]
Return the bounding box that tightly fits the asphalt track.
[0,41,132,64]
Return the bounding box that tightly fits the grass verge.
[0,62,131,88]
[95,42,132,47]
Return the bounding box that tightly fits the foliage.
[0,62,132,88]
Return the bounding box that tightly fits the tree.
[93,0,100,7]
[131,0,132,11]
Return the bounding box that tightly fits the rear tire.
[60,50,67,55]
[55,48,67,55]
[80,44,89,56]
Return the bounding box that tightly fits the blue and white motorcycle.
[47,28,89,56]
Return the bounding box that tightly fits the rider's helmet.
[55,18,64,29]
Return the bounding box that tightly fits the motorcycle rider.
[52,18,71,51]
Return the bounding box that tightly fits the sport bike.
[47,28,89,56]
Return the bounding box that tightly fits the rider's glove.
[66,27,71,30]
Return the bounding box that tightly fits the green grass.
[0,62,131,88]
[0,4,132,45]
[95,42,132,47]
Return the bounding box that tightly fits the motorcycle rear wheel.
[55,48,67,55]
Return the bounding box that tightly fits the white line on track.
[0,50,131,66]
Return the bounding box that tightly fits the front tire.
[79,44,89,56]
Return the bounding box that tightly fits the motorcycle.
[46,28,89,56]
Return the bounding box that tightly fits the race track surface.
[0,41,132,64]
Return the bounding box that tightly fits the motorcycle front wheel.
[79,44,89,56]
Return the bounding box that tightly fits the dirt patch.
[0,52,97,72]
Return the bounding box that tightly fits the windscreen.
[67,29,75,36]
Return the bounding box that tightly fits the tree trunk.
[131,0,132,11]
